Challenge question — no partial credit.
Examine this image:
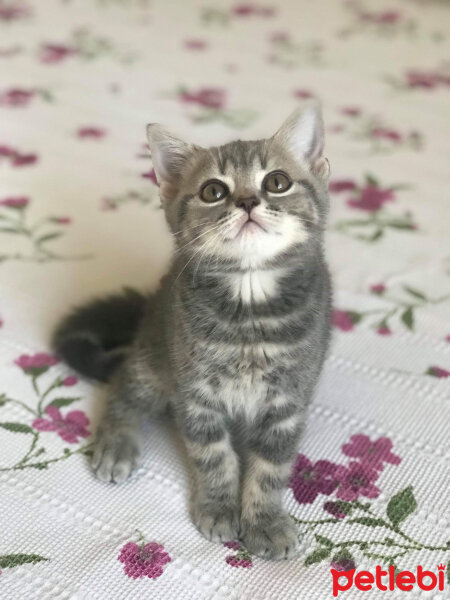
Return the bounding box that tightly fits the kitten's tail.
[53,288,146,382]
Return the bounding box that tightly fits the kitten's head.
[147,103,330,269]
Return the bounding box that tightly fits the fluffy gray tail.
[53,288,146,382]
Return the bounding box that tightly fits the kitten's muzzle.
[235,195,260,215]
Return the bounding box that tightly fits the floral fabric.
[0,0,449,598]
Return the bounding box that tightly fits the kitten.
[54,102,332,560]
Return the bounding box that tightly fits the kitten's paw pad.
[241,514,299,560]
[193,505,240,543]
[91,431,140,484]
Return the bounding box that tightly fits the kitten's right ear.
[146,124,194,185]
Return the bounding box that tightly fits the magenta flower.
[180,88,226,110]
[15,352,59,373]
[370,283,386,295]
[225,555,252,568]
[11,152,38,167]
[0,88,34,107]
[340,107,361,118]
[323,501,346,519]
[406,70,439,89]
[348,185,394,212]
[290,454,338,504]
[0,196,29,208]
[426,366,450,378]
[223,541,241,550]
[0,4,30,21]
[141,168,158,185]
[62,375,78,386]
[371,128,402,142]
[342,435,401,471]
[377,327,392,336]
[32,406,90,443]
[332,309,356,332]
[329,180,357,193]
[184,39,207,50]
[40,44,76,64]
[335,461,380,502]
[331,558,356,572]
[77,127,106,139]
[118,541,171,579]
[445,335,450,343]
[293,88,314,99]
[232,4,275,18]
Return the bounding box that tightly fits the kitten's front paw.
[240,512,299,560]
[193,502,240,543]
[91,429,140,484]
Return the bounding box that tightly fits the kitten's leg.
[179,400,240,543]
[240,401,304,560]
[92,360,167,484]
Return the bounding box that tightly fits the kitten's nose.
[235,195,260,215]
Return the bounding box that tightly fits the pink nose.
[235,196,260,214]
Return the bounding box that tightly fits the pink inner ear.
[312,157,330,179]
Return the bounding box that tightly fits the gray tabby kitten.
[54,102,332,560]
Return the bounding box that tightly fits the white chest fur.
[227,268,285,304]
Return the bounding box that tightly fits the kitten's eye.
[263,171,292,194]
[200,179,229,203]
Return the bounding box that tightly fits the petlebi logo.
[331,564,446,596]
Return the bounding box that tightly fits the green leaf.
[347,311,362,325]
[365,174,379,187]
[0,553,49,568]
[388,222,416,230]
[401,307,414,330]
[0,422,34,434]
[386,486,417,527]
[447,560,450,584]
[315,534,333,548]
[331,548,355,566]
[304,546,331,566]
[48,397,80,409]
[348,517,386,527]
[336,501,354,515]
[403,286,426,301]
[36,232,63,244]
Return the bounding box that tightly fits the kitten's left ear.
[274,102,330,179]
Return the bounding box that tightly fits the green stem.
[0,443,93,472]
[1,396,38,417]
[17,431,40,467]
[37,379,61,416]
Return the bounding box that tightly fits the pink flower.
[118,541,171,579]
[370,283,386,295]
[40,44,76,64]
[0,4,30,21]
[15,352,59,371]
[406,70,439,89]
[11,152,38,166]
[77,127,106,139]
[445,335,450,343]
[62,375,78,386]
[331,558,356,572]
[361,10,401,25]
[293,89,314,99]
[32,406,90,443]
[371,128,402,142]
[232,4,275,18]
[51,217,72,224]
[329,180,356,193]
[342,434,401,471]
[332,309,355,332]
[0,88,34,107]
[0,196,29,208]
[225,555,252,568]
[180,87,226,110]
[340,107,361,117]
[335,461,380,502]
[223,541,241,550]
[142,168,158,185]
[426,366,450,378]
[184,39,207,50]
[347,185,394,212]
[377,326,392,336]
[290,454,338,504]
[0,145,14,157]
[324,501,346,519]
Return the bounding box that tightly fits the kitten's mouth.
[236,217,267,238]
